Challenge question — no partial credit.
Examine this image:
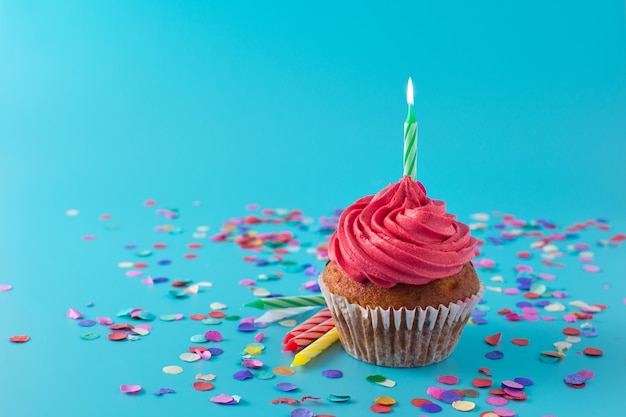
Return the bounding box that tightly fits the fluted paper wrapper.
[319,279,485,368]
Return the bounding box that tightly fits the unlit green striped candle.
[245,295,326,310]
[403,77,418,180]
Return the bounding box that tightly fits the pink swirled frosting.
[328,176,477,288]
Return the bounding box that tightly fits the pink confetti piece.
[81,235,96,241]
[141,276,154,285]
[436,375,459,385]
[239,279,256,285]
[503,288,520,295]
[120,384,142,394]
[254,332,265,343]
[204,330,223,342]
[538,273,556,281]
[126,270,143,277]
[211,393,236,404]
[0,284,12,291]
[96,316,113,325]
[583,265,600,273]
[67,308,83,319]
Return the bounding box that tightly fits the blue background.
[1,1,625,416]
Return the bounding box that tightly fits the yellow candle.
[290,327,339,367]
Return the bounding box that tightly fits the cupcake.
[319,176,483,367]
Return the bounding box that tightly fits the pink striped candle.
[282,318,335,352]
[282,307,332,344]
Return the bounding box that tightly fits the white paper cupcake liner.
[319,279,485,368]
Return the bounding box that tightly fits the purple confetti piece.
[157,259,172,266]
[485,350,504,360]
[322,369,343,378]
[513,377,534,386]
[233,370,254,381]
[440,390,462,404]
[208,347,224,356]
[211,394,238,405]
[421,403,443,412]
[276,382,298,392]
[237,322,256,332]
[78,320,97,327]
[564,374,587,385]
[204,330,223,342]
[154,388,176,396]
[153,277,169,283]
[290,408,314,417]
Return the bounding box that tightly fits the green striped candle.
[403,77,418,180]
[245,295,326,310]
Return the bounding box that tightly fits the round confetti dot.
[204,330,223,342]
[493,408,516,416]
[233,370,254,381]
[582,347,603,356]
[510,338,530,346]
[8,335,29,343]
[486,396,509,406]
[255,370,275,380]
[421,402,443,412]
[452,400,476,411]
[80,332,100,341]
[440,390,462,404]
[460,389,480,398]
[374,396,397,405]
[370,404,393,413]
[179,353,201,362]
[411,398,432,407]
[276,382,298,392]
[291,408,314,417]
[437,375,459,385]
[273,366,295,376]
[192,381,215,391]
[0,284,13,291]
[190,334,207,343]
[485,350,504,360]
[108,332,127,341]
[322,369,343,378]
[189,314,207,321]
[472,378,493,388]
[162,366,183,375]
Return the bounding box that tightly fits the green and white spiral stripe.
[403,104,418,180]
[252,295,326,309]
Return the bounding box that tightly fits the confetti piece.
[80,332,100,340]
[370,404,393,413]
[193,381,215,391]
[108,332,127,341]
[451,400,475,411]
[437,375,459,385]
[233,370,254,381]
[485,332,502,346]
[510,338,529,346]
[374,396,397,406]
[411,398,432,407]
[8,335,30,343]
[322,369,343,378]
[472,378,493,388]
[276,382,298,392]
[203,330,223,342]
[179,353,201,362]
[582,347,603,356]
[154,388,176,396]
[421,402,443,412]
[485,350,504,360]
[291,408,314,417]
[328,394,351,402]
[67,308,83,319]
[162,365,183,375]
[273,365,296,376]
[195,373,216,381]
[0,284,12,291]
[120,384,142,394]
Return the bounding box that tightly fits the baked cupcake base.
[319,277,484,368]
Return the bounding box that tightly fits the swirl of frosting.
[328,176,476,288]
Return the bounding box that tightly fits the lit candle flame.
[406,77,414,105]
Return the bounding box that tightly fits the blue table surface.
[1,2,625,416]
